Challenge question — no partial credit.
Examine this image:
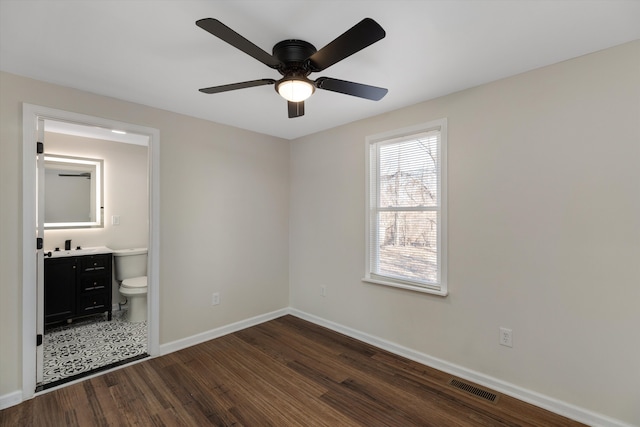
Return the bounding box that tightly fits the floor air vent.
[448,378,499,404]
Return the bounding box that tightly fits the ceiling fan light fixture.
[276,78,315,102]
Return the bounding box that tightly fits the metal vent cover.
[448,378,500,404]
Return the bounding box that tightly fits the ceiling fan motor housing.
[272,39,317,74]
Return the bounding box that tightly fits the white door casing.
[22,104,160,399]
[36,118,45,384]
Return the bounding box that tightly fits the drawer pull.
[85,304,104,311]
[84,286,105,291]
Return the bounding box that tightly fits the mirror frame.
[44,154,104,229]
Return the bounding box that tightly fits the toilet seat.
[120,286,146,296]
[121,276,147,289]
[120,276,147,296]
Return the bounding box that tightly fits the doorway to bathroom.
[41,123,149,389]
[22,104,160,397]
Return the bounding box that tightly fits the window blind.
[368,129,442,289]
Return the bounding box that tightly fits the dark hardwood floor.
[1,315,584,426]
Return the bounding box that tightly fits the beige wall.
[0,71,291,396]
[289,41,640,425]
[43,132,149,303]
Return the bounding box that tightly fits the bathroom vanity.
[44,247,113,326]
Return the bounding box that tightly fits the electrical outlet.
[212,292,220,306]
[320,286,327,297]
[499,327,513,347]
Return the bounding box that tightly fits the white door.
[36,117,45,384]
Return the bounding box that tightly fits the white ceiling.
[2,1,639,140]
[45,120,150,146]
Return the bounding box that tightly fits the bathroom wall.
[43,132,149,303]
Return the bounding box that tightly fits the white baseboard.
[0,390,22,410]
[158,308,289,356]
[288,309,634,427]
[4,306,633,427]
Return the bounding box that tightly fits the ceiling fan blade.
[199,79,276,94]
[196,18,282,68]
[308,18,385,72]
[288,101,305,118]
[315,77,388,101]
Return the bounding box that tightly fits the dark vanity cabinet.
[43,257,77,324]
[44,253,113,326]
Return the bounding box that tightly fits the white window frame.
[363,118,448,296]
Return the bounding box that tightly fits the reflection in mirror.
[44,154,104,229]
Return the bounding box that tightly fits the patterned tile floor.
[42,310,147,386]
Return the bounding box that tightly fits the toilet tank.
[113,248,148,281]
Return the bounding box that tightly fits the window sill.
[362,277,448,297]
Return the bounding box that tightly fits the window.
[364,119,447,296]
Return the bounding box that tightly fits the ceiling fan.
[196,17,388,118]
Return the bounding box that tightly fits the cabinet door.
[44,257,77,324]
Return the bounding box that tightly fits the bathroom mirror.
[44,154,104,229]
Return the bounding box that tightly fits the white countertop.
[47,246,113,258]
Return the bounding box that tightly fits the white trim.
[147,107,161,363]
[288,309,634,427]
[22,105,38,402]
[6,305,635,426]
[361,277,448,296]
[0,391,23,410]
[364,118,448,296]
[159,308,289,355]
[21,104,160,401]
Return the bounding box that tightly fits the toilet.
[113,248,148,322]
